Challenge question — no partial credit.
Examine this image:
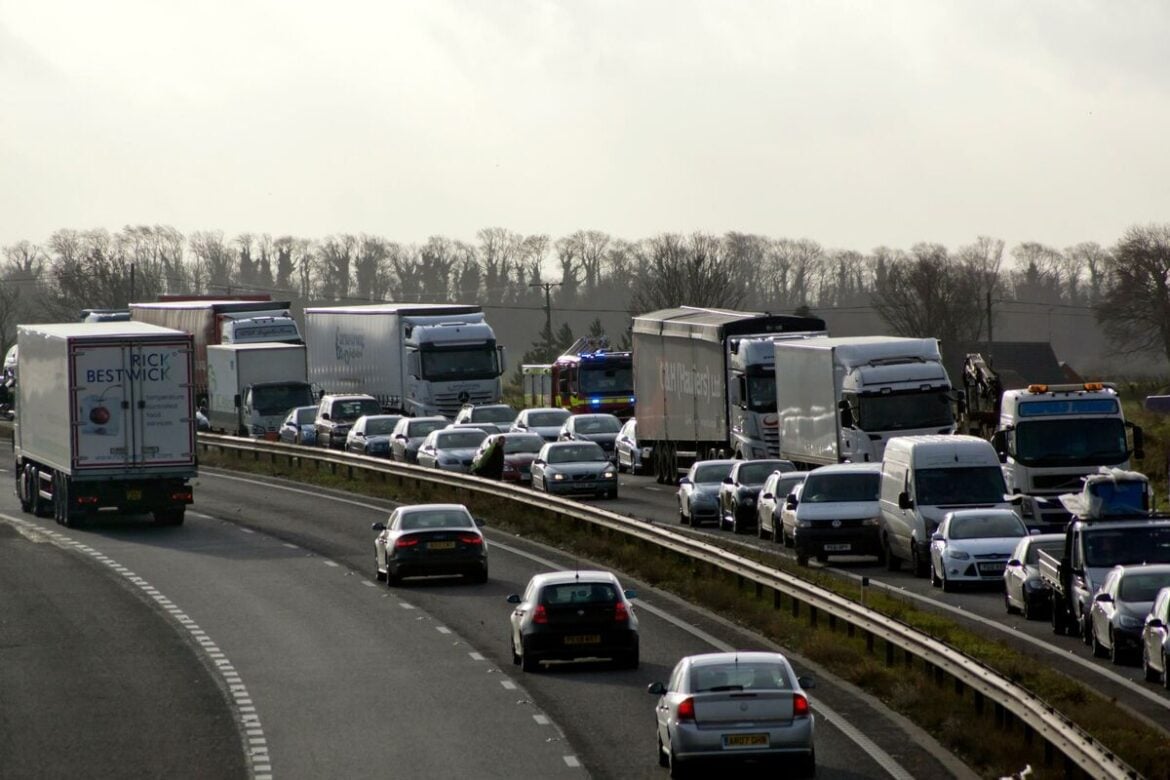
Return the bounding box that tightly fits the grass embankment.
[198,448,1170,779]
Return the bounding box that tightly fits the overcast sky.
[2,1,1167,255]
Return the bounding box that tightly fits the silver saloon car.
[531,441,618,499]
[648,651,816,777]
[677,460,735,527]
[416,428,489,473]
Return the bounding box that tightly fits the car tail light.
[457,533,483,545]
[78,496,99,505]
[793,693,809,717]
[171,491,193,501]
[676,697,695,721]
[395,536,420,549]
[614,601,630,622]
[533,604,549,624]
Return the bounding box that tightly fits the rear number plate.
[724,733,768,748]
[824,543,851,552]
[126,489,142,501]
[563,634,601,645]
[428,541,456,550]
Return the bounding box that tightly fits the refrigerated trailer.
[13,322,197,526]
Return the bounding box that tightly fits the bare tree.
[476,227,521,303]
[628,232,750,314]
[189,231,234,293]
[317,234,356,300]
[956,236,1005,336]
[353,235,392,301]
[1095,224,1170,364]
[273,236,297,293]
[872,243,984,346]
[1065,241,1111,305]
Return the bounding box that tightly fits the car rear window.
[950,513,1026,540]
[295,408,316,424]
[436,431,487,448]
[738,462,789,484]
[689,662,792,692]
[474,407,517,423]
[399,511,474,530]
[529,411,570,427]
[409,420,445,437]
[1120,571,1170,602]
[694,463,733,483]
[540,582,619,605]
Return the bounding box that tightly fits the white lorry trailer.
[13,321,197,526]
[774,336,957,469]
[206,343,315,438]
[303,303,507,418]
[631,307,827,484]
[129,299,302,404]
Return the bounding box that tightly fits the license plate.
[126,489,142,501]
[824,543,851,552]
[428,541,456,550]
[978,563,1003,575]
[563,634,601,645]
[724,733,768,748]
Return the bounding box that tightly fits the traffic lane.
[0,516,244,780]
[194,469,904,779]
[3,500,578,780]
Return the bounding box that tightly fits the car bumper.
[1112,626,1145,652]
[792,527,880,556]
[941,560,1010,581]
[671,717,814,760]
[524,629,638,661]
[544,479,617,496]
[688,504,720,524]
[389,552,487,579]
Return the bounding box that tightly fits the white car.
[778,463,881,565]
[614,418,643,474]
[757,470,810,543]
[929,509,1028,593]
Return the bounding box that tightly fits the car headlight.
[743,497,755,506]
[947,549,970,560]
[251,425,266,435]
[1117,614,1143,630]
[796,518,811,528]
[552,473,566,481]
[862,517,879,526]
[603,470,616,479]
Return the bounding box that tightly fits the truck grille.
[433,390,497,418]
[1031,474,1089,491]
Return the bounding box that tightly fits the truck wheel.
[17,467,32,514]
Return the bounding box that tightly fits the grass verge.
[198,447,1170,779]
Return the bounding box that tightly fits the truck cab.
[994,383,1143,530]
[402,316,507,417]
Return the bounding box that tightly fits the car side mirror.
[321,412,330,421]
[646,682,666,696]
[506,594,522,604]
[761,492,773,500]
[371,522,386,532]
[1094,592,1113,603]
[797,676,816,689]
[1007,559,1022,567]
[898,491,914,510]
[678,477,691,486]
[534,459,545,466]
[785,496,797,510]
[931,532,943,542]
[624,589,637,600]
[1148,617,1165,629]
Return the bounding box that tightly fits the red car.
[470,432,545,483]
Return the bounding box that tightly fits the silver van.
[878,435,1013,577]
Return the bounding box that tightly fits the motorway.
[0,448,973,779]
[605,471,1170,732]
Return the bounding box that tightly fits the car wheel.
[941,572,956,593]
[657,734,669,768]
[1144,647,1160,682]
[1163,653,1170,690]
[386,566,401,587]
[930,560,941,588]
[520,641,539,673]
[1091,625,1108,658]
[911,545,928,578]
[678,507,689,525]
[731,506,744,535]
[1081,612,1094,647]
[783,529,794,549]
[1109,630,1125,665]
[771,521,781,544]
[800,748,817,778]
[374,555,386,582]
[883,536,900,572]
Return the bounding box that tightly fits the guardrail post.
[773,589,782,610]
[1043,741,1054,767]
[974,691,984,715]
[347,465,354,480]
[754,582,763,600]
[953,677,963,697]
[330,462,337,475]
[885,640,894,667]
[828,613,837,631]
[865,631,873,654]
[808,605,818,628]
[994,701,1005,728]
[791,598,800,619]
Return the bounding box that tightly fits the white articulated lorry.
[206,343,315,438]
[13,322,197,527]
[130,298,302,404]
[631,307,827,484]
[303,303,507,418]
[774,336,957,469]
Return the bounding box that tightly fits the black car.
[558,413,623,458]
[388,416,448,463]
[507,570,639,672]
[315,394,382,449]
[372,503,488,585]
[718,459,796,534]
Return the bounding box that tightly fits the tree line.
[2,224,1168,376]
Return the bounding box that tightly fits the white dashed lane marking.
[1,514,273,780]
[533,714,550,726]
[500,680,517,690]
[468,652,485,661]
[563,756,581,768]
[436,626,452,635]
[322,560,339,568]
[398,602,415,610]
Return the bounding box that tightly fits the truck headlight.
[947,549,970,560]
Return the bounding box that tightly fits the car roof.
[396,503,470,515]
[529,570,621,587]
[523,407,569,415]
[1113,563,1170,577]
[359,414,401,422]
[944,508,1022,520]
[571,413,619,420]
[692,459,736,469]
[323,393,376,401]
[684,651,790,667]
[808,462,882,474]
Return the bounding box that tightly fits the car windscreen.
[408,420,445,437]
[689,661,793,692]
[1084,527,1170,567]
[1119,571,1170,602]
[474,407,517,423]
[334,399,381,421]
[528,411,570,427]
[914,466,1007,505]
[949,513,1026,540]
[365,417,401,435]
[436,431,487,449]
[295,407,316,425]
[399,510,474,530]
[800,473,879,503]
[548,444,607,463]
[575,416,621,434]
[775,475,807,498]
[503,435,544,454]
[694,463,733,483]
[738,462,787,484]
[540,582,618,605]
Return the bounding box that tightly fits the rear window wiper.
[706,685,745,692]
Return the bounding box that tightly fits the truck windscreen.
[858,390,953,431]
[421,347,499,381]
[579,365,633,396]
[745,374,776,413]
[1013,418,1127,467]
[252,385,315,415]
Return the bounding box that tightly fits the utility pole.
[529,281,562,357]
[985,291,993,365]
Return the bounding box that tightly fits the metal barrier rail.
[199,433,1139,779]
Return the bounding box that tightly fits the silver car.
[416,428,488,473]
[647,651,816,777]
[531,441,618,499]
[615,418,643,474]
[452,403,518,434]
[676,460,735,527]
[511,407,571,442]
[757,471,810,543]
[1089,564,1170,665]
[389,416,448,463]
[1003,533,1064,620]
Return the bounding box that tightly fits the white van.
[878,435,1013,577]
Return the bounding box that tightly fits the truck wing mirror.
[1130,423,1145,460]
[898,491,914,510]
[233,393,241,408]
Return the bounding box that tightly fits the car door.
[758,473,779,534]
[1091,569,1120,645]
[1004,537,1029,607]
[930,516,949,574]
[348,419,365,453]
